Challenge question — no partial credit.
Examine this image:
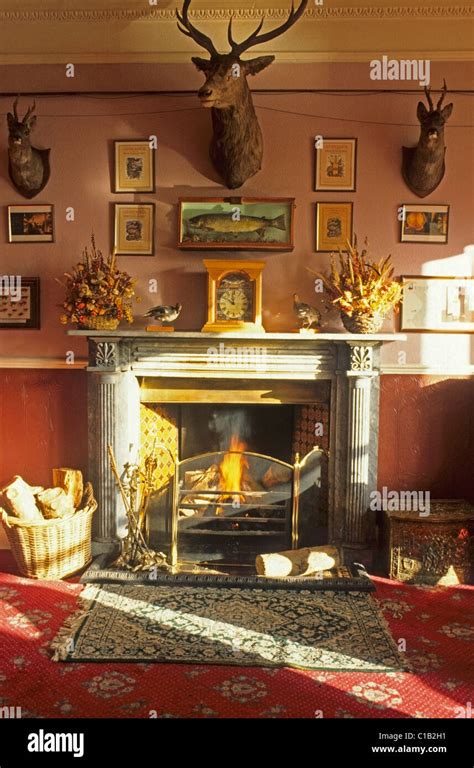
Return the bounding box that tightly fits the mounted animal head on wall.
[7,98,51,199]
[402,80,453,198]
[177,0,308,189]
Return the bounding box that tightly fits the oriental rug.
[50,583,404,672]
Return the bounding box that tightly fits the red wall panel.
[378,375,474,502]
[0,370,88,489]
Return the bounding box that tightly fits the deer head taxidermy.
[7,98,51,198]
[177,0,308,189]
[402,81,453,198]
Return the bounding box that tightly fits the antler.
[228,0,308,57]
[176,0,218,57]
[424,85,434,111]
[437,79,447,110]
[23,101,36,121]
[12,97,19,120]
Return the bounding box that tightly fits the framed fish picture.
[177,198,295,251]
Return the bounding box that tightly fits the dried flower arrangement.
[310,236,403,333]
[58,234,138,330]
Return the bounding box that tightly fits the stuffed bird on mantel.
[293,294,321,330]
[145,303,182,324]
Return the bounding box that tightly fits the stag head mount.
[177,0,308,189]
[402,81,453,198]
[7,98,51,199]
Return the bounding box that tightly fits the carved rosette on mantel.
[72,330,405,567]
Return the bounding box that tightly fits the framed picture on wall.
[114,140,155,193]
[114,203,155,255]
[315,138,357,191]
[400,276,474,333]
[315,202,353,252]
[177,198,295,251]
[400,204,449,244]
[8,205,54,243]
[0,277,40,329]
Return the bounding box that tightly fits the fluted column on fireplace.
[87,339,140,547]
[342,344,380,564]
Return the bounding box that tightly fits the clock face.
[216,271,254,322]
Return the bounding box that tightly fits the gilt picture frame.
[114,203,155,256]
[400,204,449,244]
[400,276,474,333]
[0,277,40,329]
[315,202,353,252]
[8,205,54,243]
[315,138,357,192]
[177,197,295,251]
[114,140,155,193]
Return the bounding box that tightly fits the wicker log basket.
[0,484,97,580]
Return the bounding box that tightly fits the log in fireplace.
[71,330,405,569]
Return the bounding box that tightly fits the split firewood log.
[36,487,75,520]
[261,465,292,489]
[255,545,341,578]
[1,475,44,521]
[52,468,83,508]
[185,465,220,491]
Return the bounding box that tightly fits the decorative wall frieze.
[0,6,471,23]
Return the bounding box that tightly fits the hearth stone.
[70,330,405,568]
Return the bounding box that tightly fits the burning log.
[180,456,264,517]
[261,464,292,489]
[255,545,340,578]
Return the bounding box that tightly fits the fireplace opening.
[141,400,330,571]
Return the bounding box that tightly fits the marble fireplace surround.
[71,331,405,567]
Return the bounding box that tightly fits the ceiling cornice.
[0,4,472,65]
[0,6,472,22]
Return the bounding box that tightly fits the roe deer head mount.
[402,81,453,198]
[7,98,51,199]
[177,0,308,189]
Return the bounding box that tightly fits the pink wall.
[0,62,473,364]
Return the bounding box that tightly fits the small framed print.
[114,140,155,193]
[114,203,155,256]
[316,202,353,252]
[400,204,449,244]
[400,276,474,333]
[8,205,54,243]
[315,138,357,192]
[0,277,40,329]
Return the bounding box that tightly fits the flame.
[219,435,248,493]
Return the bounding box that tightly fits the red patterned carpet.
[0,552,473,719]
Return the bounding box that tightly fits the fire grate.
[167,447,325,568]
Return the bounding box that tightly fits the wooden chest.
[387,500,474,585]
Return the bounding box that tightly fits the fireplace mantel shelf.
[76,330,405,379]
[69,330,406,342]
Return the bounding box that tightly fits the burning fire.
[218,435,248,505]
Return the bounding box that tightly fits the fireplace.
[141,400,328,568]
[72,330,405,568]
